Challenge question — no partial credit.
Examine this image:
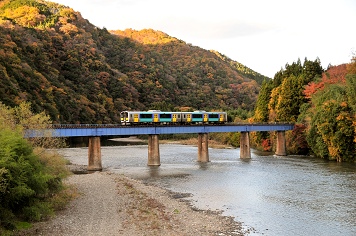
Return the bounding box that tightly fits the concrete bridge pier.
[148,134,160,166]
[198,133,209,162]
[88,136,102,171]
[276,131,287,156]
[240,131,251,159]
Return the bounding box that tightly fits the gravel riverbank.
[29,165,245,235]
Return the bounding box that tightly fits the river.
[60,143,356,236]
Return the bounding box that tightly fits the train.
[120,110,227,125]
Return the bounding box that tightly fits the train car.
[207,111,227,123]
[181,111,206,123]
[120,110,182,125]
[120,110,227,125]
[180,111,227,124]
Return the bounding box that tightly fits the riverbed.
[60,144,356,236]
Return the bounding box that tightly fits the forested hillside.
[0,0,268,124]
[253,57,356,162]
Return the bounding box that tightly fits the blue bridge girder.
[25,123,295,138]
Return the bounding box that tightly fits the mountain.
[0,0,270,124]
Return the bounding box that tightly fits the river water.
[60,144,356,236]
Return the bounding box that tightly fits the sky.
[54,0,356,78]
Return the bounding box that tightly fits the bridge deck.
[25,123,295,137]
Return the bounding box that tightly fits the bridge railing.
[22,124,122,129]
[22,122,295,129]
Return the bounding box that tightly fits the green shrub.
[0,128,57,223]
[0,102,71,231]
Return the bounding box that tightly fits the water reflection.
[197,162,209,171]
[60,144,356,236]
[240,158,252,164]
[148,166,160,178]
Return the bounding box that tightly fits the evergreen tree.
[253,79,273,143]
[254,79,273,122]
[303,57,324,83]
[272,59,303,88]
[275,76,294,122]
[272,58,322,88]
[271,74,307,122]
[272,68,284,88]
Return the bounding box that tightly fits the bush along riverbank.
[0,102,75,235]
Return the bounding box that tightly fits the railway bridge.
[25,123,294,170]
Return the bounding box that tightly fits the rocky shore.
[28,165,245,235]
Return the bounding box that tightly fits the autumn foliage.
[304,64,348,99]
[253,56,356,161]
[0,0,267,125]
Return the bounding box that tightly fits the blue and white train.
[120,110,227,125]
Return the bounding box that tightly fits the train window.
[183,114,186,118]
[140,114,152,119]
[160,114,171,119]
[178,114,180,119]
[130,114,133,119]
[192,114,202,118]
[209,114,219,119]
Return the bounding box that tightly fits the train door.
[134,114,139,122]
[204,114,208,122]
[154,114,159,122]
[187,114,191,122]
[219,114,224,122]
[173,114,177,122]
